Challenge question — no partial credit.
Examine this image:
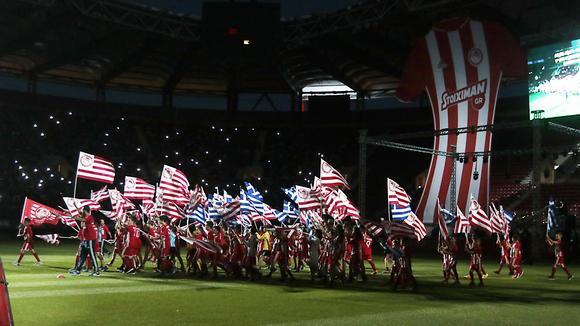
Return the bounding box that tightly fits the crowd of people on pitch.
[436,232,573,287]
[16,207,573,288]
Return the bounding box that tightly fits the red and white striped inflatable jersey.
[396,18,525,223]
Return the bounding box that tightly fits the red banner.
[20,197,63,226]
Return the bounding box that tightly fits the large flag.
[76,151,115,184]
[403,213,427,241]
[391,204,412,221]
[320,158,350,189]
[454,205,470,234]
[436,199,449,240]
[159,165,190,205]
[161,201,185,222]
[281,186,298,203]
[387,178,411,208]
[361,220,385,237]
[62,197,100,217]
[124,176,155,201]
[277,200,299,224]
[108,189,136,210]
[20,198,62,226]
[385,221,416,240]
[499,205,512,235]
[187,205,207,226]
[327,189,360,220]
[140,199,156,217]
[468,195,492,233]
[186,185,207,213]
[244,182,264,201]
[90,186,110,203]
[295,185,320,211]
[35,234,60,245]
[547,198,558,234]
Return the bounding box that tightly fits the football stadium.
[1,1,579,325]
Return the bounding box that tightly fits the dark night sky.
[127,0,360,17]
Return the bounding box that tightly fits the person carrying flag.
[466,236,484,287]
[362,229,378,275]
[510,234,523,279]
[447,237,460,285]
[307,229,322,281]
[70,206,99,276]
[494,235,512,275]
[243,226,261,281]
[97,219,111,256]
[546,233,573,280]
[257,226,272,269]
[15,218,42,266]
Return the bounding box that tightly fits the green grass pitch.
[2,241,579,325]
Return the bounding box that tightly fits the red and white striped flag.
[387,178,411,208]
[385,221,416,239]
[20,198,62,226]
[140,199,156,217]
[327,189,359,220]
[295,185,321,211]
[217,201,241,221]
[320,158,350,189]
[124,176,155,201]
[161,201,185,222]
[62,197,101,217]
[403,212,427,241]
[499,205,511,236]
[436,199,449,240]
[361,220,385,237]
[186,185,207,213]
[99,210,117,219]
[454,205,470,234]
[469,195,492,234]
[35,234,60,245]
[76,151,115,184]
[489,203,504,234]
[249,212,274,225]
[108,189,136,210]
[90,186,110,203]
[159,165,190,205]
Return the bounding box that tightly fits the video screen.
[528,38,580,120]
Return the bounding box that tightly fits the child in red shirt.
[15,219,41,266]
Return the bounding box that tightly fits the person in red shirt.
[362,230,378,275]
[156,215,173,274]
[70,206,99,276]
[494,235,512,275]
[448,237,460,284]
[15,219,41,266]
[143,220,159,268]
[107,221,125,267]
[123,216,142,274]
[466,237,484,287]
[546,233,573,280]
[509,234,523,279]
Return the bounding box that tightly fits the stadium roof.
[0,0,578,100]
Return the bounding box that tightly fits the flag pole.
[73,160,79,198]
[20,197,27,225]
